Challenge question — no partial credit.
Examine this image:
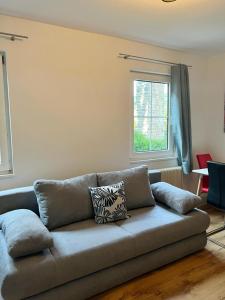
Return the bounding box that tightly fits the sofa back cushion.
[34,173,97,230]
[97,166,155,210]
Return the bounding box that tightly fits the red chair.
[196,153,212,193]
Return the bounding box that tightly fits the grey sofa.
[0,170,210,300]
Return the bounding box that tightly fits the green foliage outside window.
[134,130,167,152]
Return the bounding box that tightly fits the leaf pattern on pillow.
[89,181,128,224]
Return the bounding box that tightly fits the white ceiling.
[1,0,225,52]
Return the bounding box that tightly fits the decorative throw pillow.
[89,181,129,224]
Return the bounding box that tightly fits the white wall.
[0,14,209,190]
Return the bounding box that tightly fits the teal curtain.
[171,64,193,175]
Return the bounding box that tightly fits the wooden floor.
[92,205,225,300]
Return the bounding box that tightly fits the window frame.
[130,72,175,162]
[0,51,13,175]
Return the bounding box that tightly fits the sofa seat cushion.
[42,206,209,286]
[116,204,210,257]
[0,205,209,300]
[50,219,135,285]
[0,231,59,300]
[0,220,134,300]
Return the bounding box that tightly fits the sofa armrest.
[151,182,203,214]
[0,186,39,216]
[148,170,161,184]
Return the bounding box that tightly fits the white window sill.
[130,156,178,169]
[0,170,14,179]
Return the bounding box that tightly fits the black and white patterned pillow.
[89,181,128,224]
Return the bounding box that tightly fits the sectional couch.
[0,168,210,300]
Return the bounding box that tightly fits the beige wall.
[205,53,225,161]
[184,52,225,193]
[0,14,209,190]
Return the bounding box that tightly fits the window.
[0,52,13,175]
[131,73,174,160]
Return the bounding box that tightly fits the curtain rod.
[118,53,192,68]
[0,32,29,41]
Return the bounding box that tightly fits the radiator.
[160,167,183,188]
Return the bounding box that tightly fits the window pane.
[0,53,13,173]
[133,80,169,153]
[151,117,168,151]
[134,80,151,117]
[152,82,168,117]
[134,117,151,152]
